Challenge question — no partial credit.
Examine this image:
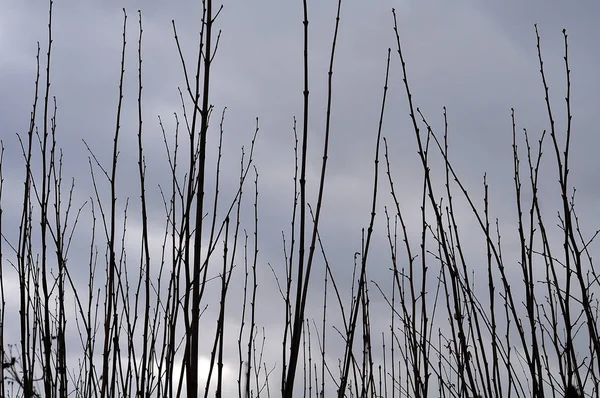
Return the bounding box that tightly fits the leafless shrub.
[0,1,597,398]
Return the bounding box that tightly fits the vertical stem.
[100,9,127,398]
[188,0,213,396]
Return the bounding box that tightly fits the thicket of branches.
[0,1,598,397]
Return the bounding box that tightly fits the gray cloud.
[1,1,598,396]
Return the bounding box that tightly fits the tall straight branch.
[285,1,342,396]
[100,9,127,398]
[40,1,54,396]
[19,40,41,398]
[283,0,310,394]
[135,11,152,398]
[188,0,214,396]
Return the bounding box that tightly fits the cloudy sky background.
[1,1,599,396]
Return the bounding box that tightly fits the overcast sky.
[1,1,599,396]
